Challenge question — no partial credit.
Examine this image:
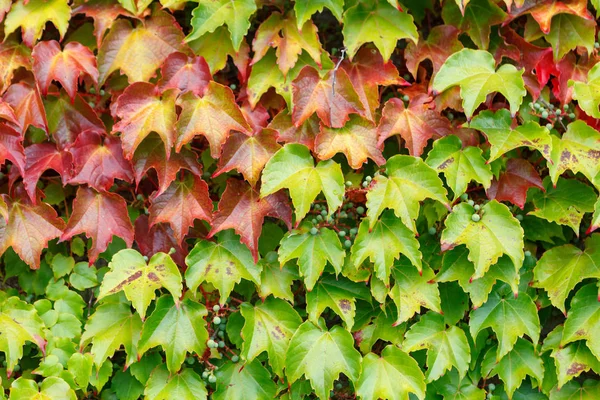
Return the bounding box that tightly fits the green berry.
[218,341,225,348]
[213,304,220,312]
[362,181,368,188]
[549,104,554,110]
[339,211,348,218]
[338,230,346,237]
[335,383,343,390]
[471,214,481,222]
[545,123,553,130]
[350,227,358,235]
[428,227,436,235]
[555,109,561,115]
[541,110,549,119]
[207,339,217,348]
[447,112,454,120]
[143,255,149,262]
[230,83,237,90]
[356,206,365,215]
[321,209,328,216]
[467,199,474,206]
[365,176,372,182]
[344,240,352,249]
[311,218,317,224]
[563,104,569,111]
[595,42,600,49]
[217,331,225,338]
[488,383,496,392]
[516,214,524,221]
[214,316,222,325]
[208,375,217,383]
[310,227,318,235]
[231,355,239,362]
[219,323,227,331]
[525,250,532,257]
[460,193,469,201]
[186,356,195,364]
[202,371,209,379]
[317,215,323,221]
[347,202,354,208]
[534,103,541,110]
[569,113,576,119]
[345,181,352,187]
[474,204,480,211]
[402,95,409,102]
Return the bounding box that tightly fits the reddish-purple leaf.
[0,124,25,176]
[22,143,72,203]
[158,52,212,96]
[405,25,463,80]
[135,214,188,267]
[3,83,48,134]
[0,99,21,130]
[487,159,544,209]
[0,41,32,94]
[73,0,132,47]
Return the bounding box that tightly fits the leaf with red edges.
[61,187,134,264]
[158,52,212,96]
[73,0,132,47]
[69,130,134,191]
[405,25,463,79]
[3,83,48,134]
[208,179,292,262]
[213,129,281,187]
[507,0,593,34]
[0,41,31,95]
[240,100,270,132]
[132,134,202,198]
[292,66,365,129]
[378,96,452,156]
[316,115,385,169]
[0,186,65,269]
[0,99,20,129]
[0,124,25,176]
[22,143,72,203]
[487,159,544,209]
[148,174,213,244]
[176,81,251,158]
[340,46,406,121]
[551,53,596,104]
[113,82,177,159]
[498,27,554,86]
[269,110,319,151]
[135,214,188,267]
[32,41,98,101]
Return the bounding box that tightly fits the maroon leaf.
[134,214,187,267]
[3,83,48,134]
[269,110,319,151]
[487,159,544,209]
[0,124,25,177]
[22,143,72,203]
[158,52,212,96]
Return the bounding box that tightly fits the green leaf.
[403,312,471,382]
[481,338,544,399]
[470,291,540,361]
[213,360,277,400]
[306,274,371,331]
[390,261,441,325]
[442,0,507,50]
[50,254,74,280]
[186,0,257,51]
[356,345,426,400]
[278,226,345,290]
[112,369,144,400]
[185,231,262,303]
[592,195,600,234]
[9,377,76,400]
[571,62,600,118]
[351,211,422,286]
[552,341,600,388]
[80,301,142,368]
[533,234,600,313]
[430,369,486,400]
[528,177,597,234]
[138,296,208,373]
[145,364,207,400]
[441,201,524,279]
[549,380,600,400]
[294,0,344,29]
[261,144,344,222]
[0,296,45,373]
[366,155,449,233]
[342,1,418,62]
[544,14,595,61]
[69,262,98,291]
[562,283,600,361]
[257,259,298,302]
[98,250,182,320]
[469,109,552,162]
[426,135,493,199]
[67,352,93,390]
[240,297,302,376]
[285,321,362,399]
[432,49,526,118]
[352,304,404,354]
[3,0,70,47]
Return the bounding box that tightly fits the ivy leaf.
[158,52,212,96]
[316,115,385,169]
[0,41,31,94]
[545,14,595,61]
[442,0,507,50]
[294,0,344,29]
[3,0,70,47]
[441,201,524,280]
[213,129,281,187]
[390,261,441,325]
[571,62,600,118]
[269,110,320,151]
[562,283,600,361]
[403,312,471,382]
[4,82,48,134]
[426,135,492,200]
[80,301,142,368]
[285,321,362,400]
[97,11,188,83]
[145,364,207,400]
[176,81,251,158]
[528,177,597,234]
[112,82,177,159]
[306,274,371,331]
[292,66,364,129]
[278,226,344,291]
[21,143,71,203]
[61,187,134,265]
[508,0,592,34]
[148,174,213,244]
[0,297,46,373]
[9,377,76,400]
[366,155,449,233]
[470,109,552,162]
[378,96,452,157]
[552,339,600,388]
[405,25,463,79]
[342,1,418,62]
[549,379,600,399]
[548,120,600,189]
[356,345,426,400]
[470,291,540,361]
[98,249,183,319]
[533,234,600,313]
[591,196,600,234]
[213,360,277,400]
[0,125,26,179]
[186,0,257,51]
[32,40,98,101]
[185,231,262,303]
[487,159,544,210]
[260,144,344,222]
[432,49,526,118]
[240,297,302,376]
[430,369,486,400]
[134,215,187,268]
[481,338,544,399]
[208,179,291,262]
[72,0,131,47]
[138,296,208,373]
[0,187,65,269]
[351,211,422,286]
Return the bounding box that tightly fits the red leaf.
[0,41,32,94]
[292,66,365,129]
[378,96,452,156]
[404,25,463,79]
[550,53,595,104]
[73,0,132,47]
[61,187,134,264]
[32,41,98,101]
[268,110,319,151]
[69,130,134,191]
[0,186,65,269]
[240,100,270,132]
[3,83,48,134]
[208,179,292,262]
[158,52,212,96]
[507,0,593,34]
[0,124,25,176]
[132,134,202,198]
[22,143,72,203]
[0,99,21,129]
[135,214,188,267]
[148,174,213,244]
[487,159,544,209]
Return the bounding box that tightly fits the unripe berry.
[208,375,217,383]
[541,111,549,119]
[516,214,524,221]
[344,240,352,249]
[310,227,318,235]
[213,316,222,325]
[428,227,436,235]
[213,305,221,312]
[356,206,365,215]
[338,230,346,237]
[231,355,239,362]
[471,214,481,222]
[468,199,475,206]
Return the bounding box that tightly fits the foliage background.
[1,0,600,398]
